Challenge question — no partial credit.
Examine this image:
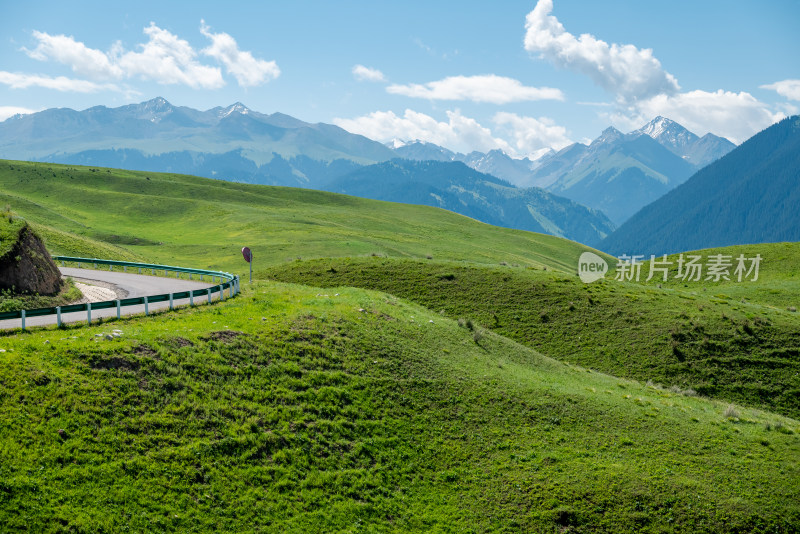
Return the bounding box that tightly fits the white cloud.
[25,31,122,80]
[761,79,800,101]
[524,0,679,102]
[606,90,784,144]
[387,74,564,104]
[200,21,279,87]
[0,106,38,121]
[352,64,386,82]
[334,109,514,155]
[22,22,277,90]
[117,22,224,89]
[492,112,572,153]
[0,71,121,93]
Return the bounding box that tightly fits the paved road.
[1,267,221,330]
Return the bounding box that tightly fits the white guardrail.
[0,256,240,330]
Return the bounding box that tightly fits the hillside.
[601,115,800,256]
[263,253,800,420]
[0,160,602,274]
[1,280,798,532]
[324,159,615,244]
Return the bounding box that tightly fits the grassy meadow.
[0,160,798,532]
[0,159,601,274]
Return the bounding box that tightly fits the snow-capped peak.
[591,126,624,146]
[387,138,410,149]
[219,102,251,118]
[633,116,698,148]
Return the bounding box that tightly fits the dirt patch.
[170,336,194,348]
[202,330,245,343]
[132,344,158,358]
[91,356,140,371]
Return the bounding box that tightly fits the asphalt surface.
[1,267,223,330]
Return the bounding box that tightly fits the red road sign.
[242,247,252,263]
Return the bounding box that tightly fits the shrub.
[473,327,485,344]
[724,405,740,419]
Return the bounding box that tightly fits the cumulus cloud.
[524,0,679,102]
[761,79,800,101]
[387,74,563,104]
[334,109,514,155]
[352,64,386,82]
[201,21,279,87]
[22,22,278,91]
[117,23,224,88]
[492,112,572,153]
[0,71,121,93]
[606,90,784,144]
[25,31,122,80]
[0,106,38,121]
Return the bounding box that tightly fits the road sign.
[242,247,252,283]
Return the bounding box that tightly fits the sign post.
[242,246,252,283]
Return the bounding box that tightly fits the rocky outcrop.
[0,223,63,295]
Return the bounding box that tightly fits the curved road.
[1,267,220,330]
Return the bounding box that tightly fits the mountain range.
[324,159,615,245]
[0,97,393,189]
[0,98,743,244]
[394,117,736,225]
[601,115,800,255]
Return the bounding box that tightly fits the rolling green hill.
[0,159,602,274]
[2,158,799,531]
[263,253,800,419]
[1,281,798,532]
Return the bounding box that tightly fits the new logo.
[578,252,608,283]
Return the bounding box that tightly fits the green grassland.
[0,159,602,274]
[262,254,800,420]
[1,282,798,532]
[633,243,800,309]
[1,159,799,531]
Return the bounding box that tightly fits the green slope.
[1,282,798,532]
[263,252,800,419]
[0,159,603,274]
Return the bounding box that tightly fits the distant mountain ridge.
[601,115,800,255]
[0,97,395,188]
[391,118,736,225]
[324,159,615,245]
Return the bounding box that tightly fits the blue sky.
[1,0,798,157]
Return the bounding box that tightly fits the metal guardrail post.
[116,300,121,319]
[87,305,91,325]
[220,285,225,301]
[190,292,194,306]
[169,293,173,311]
[144,296,149,316]
[21,310,26,331]
[207,289,212,304]
[56,307,62,327]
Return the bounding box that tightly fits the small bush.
[724,405,740,419]
[473,327,485,344]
